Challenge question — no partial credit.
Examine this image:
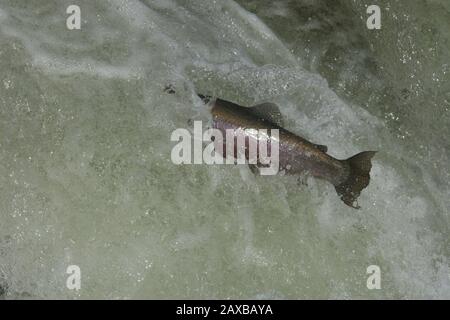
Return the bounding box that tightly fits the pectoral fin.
[248,164,260,175]
[248,163,271,175]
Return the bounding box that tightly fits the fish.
[199,94,376,209]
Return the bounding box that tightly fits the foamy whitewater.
[0,0,448,298]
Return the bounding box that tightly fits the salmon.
[200,95,376,209]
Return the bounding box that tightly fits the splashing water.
[0,0,448,299]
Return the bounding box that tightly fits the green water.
[0,0,448,299]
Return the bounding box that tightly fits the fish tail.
[335,151,377,209]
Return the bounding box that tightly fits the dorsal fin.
[247,102,284,127]
[314,144,328,153]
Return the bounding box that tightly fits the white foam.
[0,0,448,299]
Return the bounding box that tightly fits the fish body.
[207,96,376,208]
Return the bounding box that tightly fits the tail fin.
[335,151,376,209]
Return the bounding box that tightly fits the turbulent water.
[0,0,449,299]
